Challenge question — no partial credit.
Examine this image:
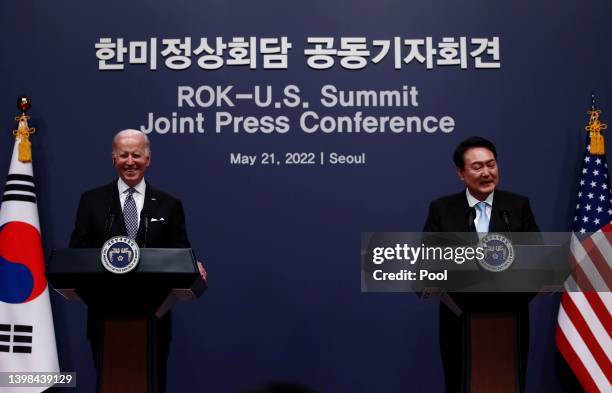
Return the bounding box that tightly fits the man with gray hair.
[70,129,205,393]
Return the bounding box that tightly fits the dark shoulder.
[423,191,468,232]
[429,191,467,209]
[493,189,530,205]
[147,185,182,204]
[79,183,114,204]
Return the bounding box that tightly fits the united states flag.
[555,109,612,393]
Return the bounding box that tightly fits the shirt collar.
[465,189,494,207]
[117,178,146,196]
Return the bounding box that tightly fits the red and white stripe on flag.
[556,224,612,393]
[0,129,59,392]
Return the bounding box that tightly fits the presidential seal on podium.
[101,236,140,274]
[477,233,515,272]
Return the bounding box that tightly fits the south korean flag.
[0,115,59,392]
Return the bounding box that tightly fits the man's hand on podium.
[197,261,207,282]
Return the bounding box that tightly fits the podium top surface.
[47,248,199,291]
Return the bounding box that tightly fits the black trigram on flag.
[2,174,37,203]
[0,323,33,353]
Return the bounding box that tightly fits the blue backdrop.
[1,1,611,392]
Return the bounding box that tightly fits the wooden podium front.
[467,313,519,393]
[100,319,154,393]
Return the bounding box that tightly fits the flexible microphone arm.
[500,210,514,242]
[104,209,116,241]
[468,207,476,232]
[141,212,149,248]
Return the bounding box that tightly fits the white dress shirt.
[465,189,494,231]
[117,178,146,228]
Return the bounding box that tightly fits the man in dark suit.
[423,136,539,393]
[69,129,205,393]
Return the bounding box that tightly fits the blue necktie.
[475,201,489,235]
[123,188,138,239]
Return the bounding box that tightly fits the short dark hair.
[453,136,497,169]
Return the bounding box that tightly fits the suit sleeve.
[423,201,442,232]
[169,200,191,248]
[69,194,92,248]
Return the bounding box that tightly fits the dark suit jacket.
[69,180,191,340]
[69,180,191,249]
[423,189,540,234]
[422,189,540,309]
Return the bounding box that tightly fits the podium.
[426,244,565,393]
[47,248,205,393]
[362,232,570,393]
[431,243,567,393]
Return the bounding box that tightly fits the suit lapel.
[110,180,129,237]
[135,182,160,245]
[452,192,480,244]
[489,192,505,233]
[455,192,474,232]
[143,182,161,221]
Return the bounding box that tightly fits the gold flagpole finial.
[13,96,35,163]
[585,94,607,155]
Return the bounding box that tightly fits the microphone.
[104,185,118,241]
[141,212,150,248]
[500,210,511,232]
[499,210,514,243]
[468,207,476,232]
[104,209,116,241]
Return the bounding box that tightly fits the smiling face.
[112,131,150,187]
[456,147,499,201]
